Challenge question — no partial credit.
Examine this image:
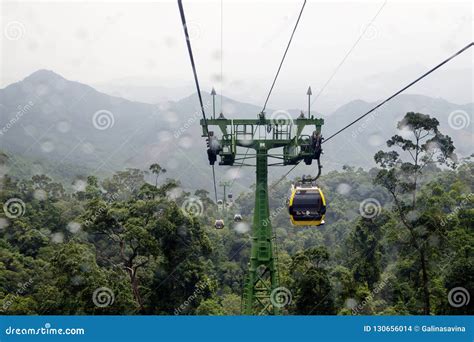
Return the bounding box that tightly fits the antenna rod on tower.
[307,86,312,118]
[211,87,217,119]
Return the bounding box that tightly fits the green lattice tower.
[242,147,280,314]
[201,115,323,315]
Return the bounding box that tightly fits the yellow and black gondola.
[214,219,225,229]
[288,183,326,226]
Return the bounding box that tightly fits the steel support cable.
[231,0,307,190]
[323,42,473,143]
[177,0,218,202]
[220,0,224,109]
[212,165,218,203]
[261,0,307,113]
[311,0,388,106]
[177,0,209,130]
[270,162,300,191]
[272,42,474,186]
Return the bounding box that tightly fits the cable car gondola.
[288,181,326,226]
[214,219,225,229]
[233,214,242,222]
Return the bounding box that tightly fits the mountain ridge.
[1,70,472,193]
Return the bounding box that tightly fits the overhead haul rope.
[230,0,307,190]
[261,0,307,113]
[177,0,218,202]
[323,42,473,143]
[273,42,474,187]
[311,0,388,106]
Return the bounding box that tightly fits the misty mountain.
[0,70,472,194]
[93,77,195,104]
[94,67,473,114]
[322,95,473,170]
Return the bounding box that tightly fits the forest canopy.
[0,112,472,315]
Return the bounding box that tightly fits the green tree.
[290,247,335,314]
[196,298,224,315]
[83,195,160,311]
[374,112,457,314]
[347,216,387,289]
[149,163,167,187]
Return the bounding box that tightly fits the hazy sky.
[1,0,472,111]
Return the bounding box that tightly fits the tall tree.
[347,216,386,290]
[374,112,457,314]
[290,247,335,315]
[86,200,161,311]
[149,163,167,187]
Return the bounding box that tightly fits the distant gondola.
[233,214,242,222]
[214,219,225,229]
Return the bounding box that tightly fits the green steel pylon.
[218,180,232,207]
[242,148,280,314]
[201,113,323,315]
